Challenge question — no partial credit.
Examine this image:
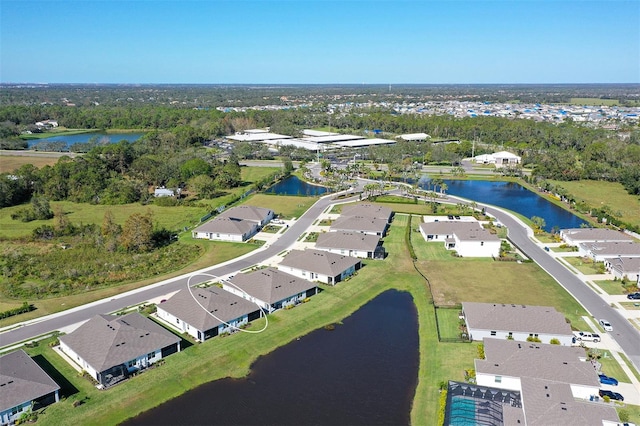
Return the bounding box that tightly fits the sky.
[1,0,638,84]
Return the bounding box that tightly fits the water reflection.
[125,290,418,426]
[265,176,328,196]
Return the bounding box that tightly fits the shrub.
[0,301,35,320]
[549,338,561,345]
[526,336,542,342]
[477,343,485,359]
[438,388,448,426]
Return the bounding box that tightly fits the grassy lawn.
[240,165,281,184]
[593,350,632,383]
[563,256,605,275]
[620,302,640,310]
[593,280,628,295]
[5,199,606,425]
[550,246,579,253]
[19,128,96,140]
[410,215,589,328]
[435,307,464,340]
[548,179,640,229]
[240,193,318,219]
[0,154,61,173]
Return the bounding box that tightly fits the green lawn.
[240,193,318,219]
[435,307,465,340]
[593,280,628,295]
[240,165,281,184]
[594,350,632,383]
[6,199,606,425]
[569,98,620,106]
[563,257,605,275]
[548,180,640,229]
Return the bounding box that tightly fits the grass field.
[569,98,620,106]
[0,154,61,173]
[240,193,318,219]
[4,200,613,425]
[593,280,628,295]
[549,180,640,229]
[18,128,95,140]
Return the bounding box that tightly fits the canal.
[124,290,419,426]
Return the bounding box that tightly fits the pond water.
[27,132,145,149]
[436,180,586,232]
[125,290,419,426]
[265,175,329,196]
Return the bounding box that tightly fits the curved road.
[2,181,640,373]
[0,188,361,348]
[443,193,640,370]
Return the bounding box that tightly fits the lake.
[27,132,145,149]
[124,290,419,426]
[438,180,587,231]
[265,175,329,196]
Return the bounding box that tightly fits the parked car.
[598,374,619,386]
[573,331,601,342]
[627,292,640,300]
[599,319,613,332]
[599,389,624,401]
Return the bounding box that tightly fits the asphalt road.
[0,188,361,348]
[445,194,640,370]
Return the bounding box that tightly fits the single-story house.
[475,338,600,400]
[0,349,60,425]
[156,287,262,341]
[330,216,389,236]
[560,228,634,246]
[154,187,175,197]
[192,217,259,242]
[518,378,620,425]
[59,312,181,388]
[603,256,640,284]
[339,203,394,223]
[217,205,274,227]
[461,302,574,345]
[492,151,521,168]
[578,241,640,262]
[224,267,318,313]
[315,231,383,259]
[278,249,362,285]
[419,221,501,257]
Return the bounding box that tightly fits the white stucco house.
[315,231,382,259]
[192,205,275,242]
[604,256,640,285]
[223,267,318,313]
[59,312,181,388]
[475,338,600,401]
[0,350,60,425]
[277,249,362,285]
[560,228,634,246]
[578,241,640,262]
[419,221,501,257]
[154,187,175,197]
[462,302,574,345]
[156,287,261,341]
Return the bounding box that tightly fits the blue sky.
[1,1,638,84]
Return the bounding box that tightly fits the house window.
[490,331,497,336]
[495,376,502,383]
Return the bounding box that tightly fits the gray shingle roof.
[217,205,273,223]
[59,312,180,373]
[0,349,60,412]
[228,267,317,304]
[476,338,599,387]
[606,256,640,273]
[420,221,499,241]
[580,241,640,257]
[279,249,361,277]
[462,302,573,336]
[330,216,388,234]
[520,378,619,425]
[193,216,255,235]
[157,287,259,331]
[561,228,634,243]
[340,203,393,221]
[316,231,380,251]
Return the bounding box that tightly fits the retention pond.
[125,290,419,426]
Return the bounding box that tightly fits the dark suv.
[627,292,640,300]
[599,389,624,401]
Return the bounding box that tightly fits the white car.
[599,319,613,332]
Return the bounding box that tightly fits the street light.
[352,153,361,164]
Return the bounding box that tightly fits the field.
[569,98,620,106]
[549,179,640,228]
[0,152,63,173]
[4,200,623,425]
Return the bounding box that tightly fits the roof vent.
[546,394,550,398]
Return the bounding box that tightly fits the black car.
[599,389,624,401]
[627,292,640,300]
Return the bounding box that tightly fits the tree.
[531,216,546,233]
[120,212,154,252]
[31,196,54,220]
[101,210,121,237]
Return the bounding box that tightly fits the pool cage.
[445,381,521,426]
